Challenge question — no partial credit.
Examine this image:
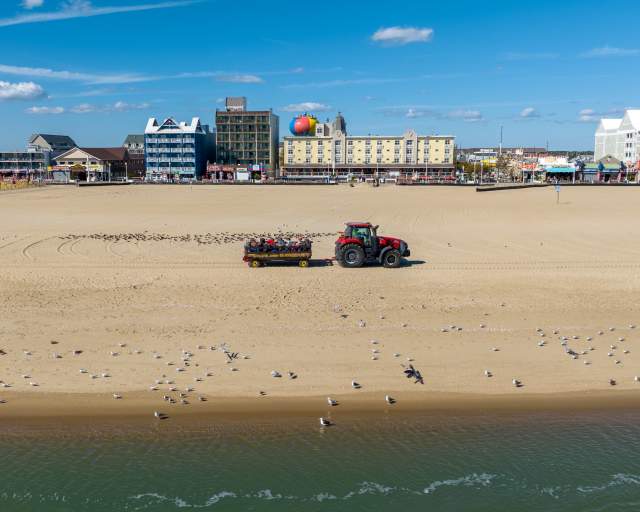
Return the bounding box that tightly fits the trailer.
[243,238,313,268]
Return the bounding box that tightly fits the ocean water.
[2,411,640,511]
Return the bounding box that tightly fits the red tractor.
[335,222,410,268]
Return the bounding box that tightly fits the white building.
[595,110,640,165]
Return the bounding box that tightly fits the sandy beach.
[2,184,640,419]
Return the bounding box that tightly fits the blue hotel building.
[144,117,215,181]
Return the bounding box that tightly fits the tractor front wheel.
[339,244,365,268]
[382,249,402,268]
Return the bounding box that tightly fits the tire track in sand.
[0,236,30,252]
[21,236,57,261]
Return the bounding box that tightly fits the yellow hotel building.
[282,114,456,180]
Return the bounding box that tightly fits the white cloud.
[70,100,150,113]
[578,107,624,123]
[371,26,434,45]
[0,63,152,84]
[0,80,45,100]
[215,74,263,83]
[70,102,97,113]
[281,102,331,112]
[405,108,433,118]
[581,46,640,58]
[22,0,44,9]
[446,109,483,122]
[0,0,198,28]
[26,105,64,114]
[112,100,150,111]
[520,107,539,118]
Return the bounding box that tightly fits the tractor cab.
[343,222,379,251]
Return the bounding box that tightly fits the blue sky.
[0,0,638,150]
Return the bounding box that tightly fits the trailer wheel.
[298,260,309,268]
[249,260,262,268]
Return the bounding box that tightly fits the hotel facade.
[215,97,280,173]
[282,114,455,180]
[144,117,215,181]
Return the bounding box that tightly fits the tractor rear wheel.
[339,244,365,268]
[382,249,402,268]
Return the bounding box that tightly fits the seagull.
[484,370,492,377]
[512,379,522,388]
[79,369,88,374]
[271,370,281,378]
[385,395,396,404]
[609,379,617,386]
[149,386,158,391]
[351,380,361,389]
[491,347,500,352]
[319,417,332,427]
[112,393,122,399]
[635,376,640,382]
[327,397,338,406]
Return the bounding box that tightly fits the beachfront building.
[123,134,145,155]
[582,155,636,183]
[282,114,455,181]
[144,117,215,182]
[52,147,132,182]
[214,97,280,174]
[122,135,145,179]
[594,110,640,167]
[26,133,77,169]
[0,151,47,180]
